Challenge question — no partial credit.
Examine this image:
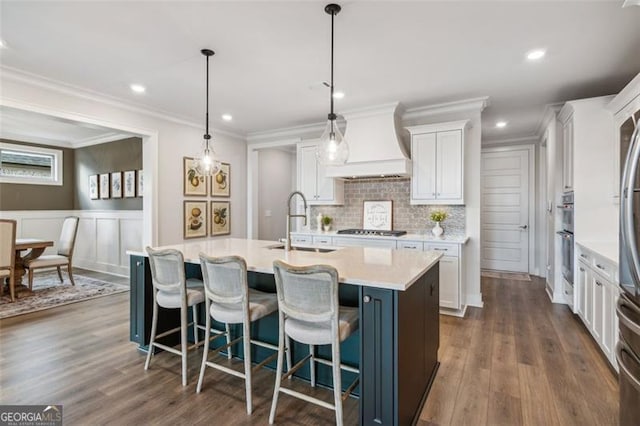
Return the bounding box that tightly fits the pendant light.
[316,3,349,166]
[195,48,221,176]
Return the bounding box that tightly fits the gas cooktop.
[337,229,407,237]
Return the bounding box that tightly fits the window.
[0,142,63,186]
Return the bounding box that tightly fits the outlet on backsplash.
[308,178,465,235]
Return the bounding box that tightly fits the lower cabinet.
[575,247,619,370]
[438,256,459,310]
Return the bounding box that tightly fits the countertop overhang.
[128,238,442,291]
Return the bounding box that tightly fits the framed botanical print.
[184,157,207,196]
[137,169,143,198]
[123,170,136,198]
[211,201,230,236]
[99,173,110,199]
[89,175,99,200]
[363,200,393,231]
[184,200,207,239]
[211,162,230,197]
[111,172,123,198]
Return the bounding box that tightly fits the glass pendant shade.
[317,118,349,166]
[194,140,220,176]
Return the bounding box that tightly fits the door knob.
[519,225,528,230]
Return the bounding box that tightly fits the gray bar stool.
[144,247,210,386]
[269,260,359,426]
[196,254,291,415]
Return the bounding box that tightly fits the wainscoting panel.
[0,210,142,277]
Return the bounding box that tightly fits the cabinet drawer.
[332,237,396,249]
[397,241,424,251]
[312,236,333,245]
[425,243,459,257]
[591,258,615,281]
[291,235,312,245]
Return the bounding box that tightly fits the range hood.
[325,102,411,178]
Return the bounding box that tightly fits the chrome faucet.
[285,191,308,251]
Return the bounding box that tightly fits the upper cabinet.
[297,141,344,205]
[561,115,574,192]
[407,120,468,205]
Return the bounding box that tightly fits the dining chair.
[0,220,17,302]
[269,260,359,426]
[25,216,79,290]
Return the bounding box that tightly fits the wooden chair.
[0,220,17,302]
[25,216,79,290]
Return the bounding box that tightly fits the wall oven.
[557,191,574,287]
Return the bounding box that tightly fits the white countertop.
[128,238,442,292]
[292,229,469,244]
[576,240,619,265]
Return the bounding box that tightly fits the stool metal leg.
[226,323,232,359]
[332,342,343,426]
[285,335,293,380]
[192,304,199,346]
[243,319,253,414]
[144,295,159,370]
[196,299,212,393]
[269,313,286,424]
[309,344,316,387]
[181,304,188,387]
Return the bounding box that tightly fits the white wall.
[1,70,247,246]
[257,148,296,241]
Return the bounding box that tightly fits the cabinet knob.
[363,295,371,303]
[595,280,603,287]
[579,267,585,272]
[596,264,605,270]
[432,192,436,196]
[136,261,142,267]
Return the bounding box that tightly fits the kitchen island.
[128,238,442,425]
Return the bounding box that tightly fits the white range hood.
[325,102,411,178]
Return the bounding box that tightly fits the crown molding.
[0,66,246,141]
[482,135,539,146]
[72,132,134,148]
[535,103,563,139]
[402,96,490,121]
[606,72,640,114]
[246,121,327,143]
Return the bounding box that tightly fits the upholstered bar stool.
[196,254,291,415]
[144,247,210,386]
[269,260,359,426]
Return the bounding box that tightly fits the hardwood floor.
[420,275,619,426]
[0,273,618,425]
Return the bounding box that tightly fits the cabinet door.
[299,146,318,200]
[563,119,574,191]
[439,255,459,309]
[315,156,335,201]
[592,275,604,341]
[411,133,437,201]
[577,262,588,321]
[584,267,593,329]
[436,130,463,201]
[332,237,396,249]
[601,280,615,360]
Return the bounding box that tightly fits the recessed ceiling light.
[496,121,508,128]
[221,114,233,122]
[526,49,546,61]
[130,84,146,94]
[332,91,345,99]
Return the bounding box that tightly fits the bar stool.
[269,260,359,426]
[196,254,291,415]
[144,247,209,386]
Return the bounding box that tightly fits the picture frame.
[211,162,230,197]
[89,174,99,200]
[137,169,143,198]
[211,201,230,236]
[184,157,207,196]
[184,200,208,239]
[363,200,393,231]
[123,170,136,198]
[99,173,110,199]
[111,171,123,198]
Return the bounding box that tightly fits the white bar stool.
[196,254,291,415]
[269,260,359,426]
[144,247,211,386]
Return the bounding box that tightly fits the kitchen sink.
[267,244,336,253]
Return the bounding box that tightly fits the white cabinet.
[332,237,396,249]
[297,142,344,205]
[312,235,333,246]
[601,281,616,361]
[397,241,424,251]
[438,255,460,310]
[562,117,574,192]
[407,121,468,205]
[576,261,589,323]
[592,274,604,342]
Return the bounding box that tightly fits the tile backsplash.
[309,178,465,236]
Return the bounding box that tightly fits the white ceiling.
[1,1,639,141]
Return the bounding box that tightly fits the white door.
[411,133,437,200]
[436,130,463,200]
[481,148,530,272]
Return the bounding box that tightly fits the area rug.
[481,270,532,281]
[0,271,129,319]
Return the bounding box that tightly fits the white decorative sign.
[363,200,393,231]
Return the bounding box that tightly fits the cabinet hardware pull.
[596,264,605,270]
[579,267,585,272]
[580,254,587,258]
[363,295,371,303]
[596,280,603,286]
[433,248,448,251]
[136,261,142,267]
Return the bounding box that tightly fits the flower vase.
[323,224,331,232]
[432,221,444,237]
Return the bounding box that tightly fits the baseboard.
[440,304,468,318]
[74,259,128,277]
[465,293,484,308]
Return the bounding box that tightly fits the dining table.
[13,238,54,285]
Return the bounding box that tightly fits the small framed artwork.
[184,200,207,239]
[100,173,110,199]
[211,162,230,197]
[363,200,393,231]
[137,169,143,198]
[123,170,136,198]
[184,157,207,196]
[111,172,123,198]
[89,175,99,200]
[211,201,230,236]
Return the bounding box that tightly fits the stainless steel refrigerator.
[618,121,640,426]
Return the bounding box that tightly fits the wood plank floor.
[0,272,618,425]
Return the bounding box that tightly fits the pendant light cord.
[205,53,211,142]
[329,9,335,119]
